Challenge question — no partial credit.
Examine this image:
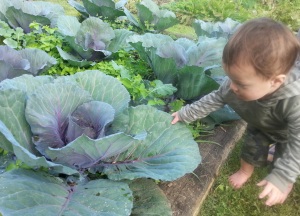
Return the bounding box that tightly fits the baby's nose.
[229,82,238,92]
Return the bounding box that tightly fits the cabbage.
[0,70,201,215]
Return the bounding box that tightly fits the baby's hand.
[257,180,293,206]
[171,112,180,124]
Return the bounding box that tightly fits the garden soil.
[158,120,246,216]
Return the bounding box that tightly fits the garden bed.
[159,120,247,216]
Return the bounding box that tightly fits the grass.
[199,138,300,216]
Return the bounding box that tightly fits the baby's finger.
[257,179,267,187]
[171,117,178,124]
[259,184,272,199]
[265,191,279,206]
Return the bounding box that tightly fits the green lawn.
[199,139,300,216]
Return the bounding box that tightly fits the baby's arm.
[171,78,230,124]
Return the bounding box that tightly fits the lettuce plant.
[56,15,134,67]
[0,0,64,33]
[0,70,201,215]
[127,33,226,100]
[124,0,179,33]
[68,0,127,20]
[0,45,57,82]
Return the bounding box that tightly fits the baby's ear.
[271,74,286,87]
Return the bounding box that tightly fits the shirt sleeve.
[178,78,230,123]
[264,97,300,192]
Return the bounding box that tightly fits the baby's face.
[223,63,280,101]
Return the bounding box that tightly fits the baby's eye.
[236,83,248,89]
[240,85,249,89]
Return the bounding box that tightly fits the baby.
[171,17,300,206]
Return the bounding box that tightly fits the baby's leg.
[229,159,254,189]
[229,126,271,189]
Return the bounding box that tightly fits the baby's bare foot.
[229,169,253,189]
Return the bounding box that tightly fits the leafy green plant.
[0,0,65,33]
[110,61,177,107]
[124,0,179,33]
[0,21,24,49]
[55,15,134,67]
[127,33,226,100]
[0,45,57,81]
[68,0,127,20]
[0,70,201,215]
[193,18,241,39]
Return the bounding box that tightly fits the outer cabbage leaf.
[68,0,89,18]
[0,75,77,174]
[0,61,30,82]
[0,73,54,93]
[56,16,129,66]
[127,33,173,49]
[0,45,30,70]
[23,1,65,27]
[0,121,77,175]
[132,0,179,32]
[193,18,241,39]
[46,105,200,181]
[0,75,54,152]
[0,169,133,216]
[157,42,188,68]
[217,18,241,38]
[0,89,33,153]
[129,179,172,216]
[69,0,126,20]
[193,19,220,38]
[176,66,219,100]
[0,45,57,81]
[128,33,177,83]
[5,7,50,33]
[62,70,130,114]
[187,36,226,67]
[46,132,144,170]
[154,9,179,32]
[56,46,93,67]
[107,29,135,53]
[128,33,226,99]
[19,48,57,75]
[5,1,64,33]
[56,15,81,37]
[105,105,201,181]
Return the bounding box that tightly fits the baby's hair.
[222,17,300,79]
